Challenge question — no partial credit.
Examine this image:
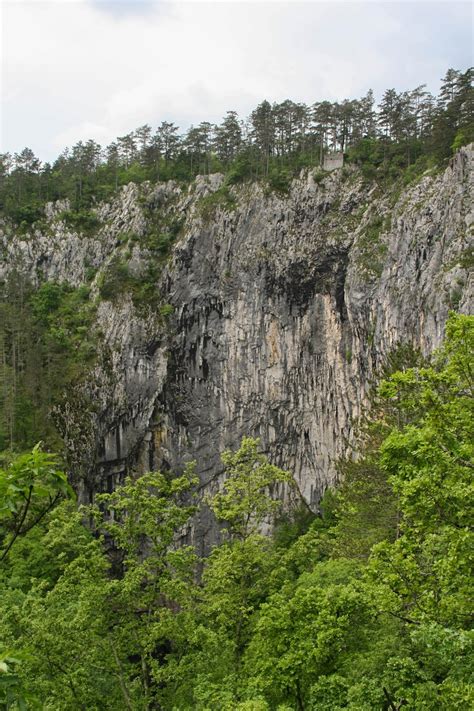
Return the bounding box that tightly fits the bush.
[159,303,174,318]
[58,209,100,233]
[356,214,388,277]
[225,152,254,185]
[98,258,131,301]
[267,167,292,195]
[11,203,44,229]
[199,186,237,222]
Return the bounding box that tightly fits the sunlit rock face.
[155,148,472,512]
[2,147,472,537]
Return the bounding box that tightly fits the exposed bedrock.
[1,147,472,531]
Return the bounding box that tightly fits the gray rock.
[1,147,472,545]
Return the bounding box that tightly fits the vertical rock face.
[1,147,473,524]
[158,174,364,506]
[153,147,473,510]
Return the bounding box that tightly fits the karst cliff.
[1,146,472,541]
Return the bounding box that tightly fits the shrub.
[267,167,292,195]
[98,258,131,301]
[58,209,100,233]
[199,186,236,222]
[159,303,174,318]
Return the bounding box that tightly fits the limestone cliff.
[1,147,472,530]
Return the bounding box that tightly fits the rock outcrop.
[1,147,472,531]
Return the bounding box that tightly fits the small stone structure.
[323,152,344,171]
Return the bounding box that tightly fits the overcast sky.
[1,0,472,162]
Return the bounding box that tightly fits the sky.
[1,0,473,162]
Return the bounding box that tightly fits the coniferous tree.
[213,111,242,165]
[312,100,333,164]
[250,100,275,175]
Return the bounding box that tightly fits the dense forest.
[0,314,472,709]
[0,67,473,228]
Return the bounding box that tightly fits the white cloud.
[2,0,472,161]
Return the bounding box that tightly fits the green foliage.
[0,463,199,709]
[0,316,472,708]
[159,303,174,318]
[273,502,317,550]
[266,166,292,194]
[0,652,39,711]
[457,246,474,270]
[452,126,474,152]
[144,230,174,255]
[0,506,120,709]
[94,208,182,311]
[371,314,474,629]
[332,455,398,559]
[346,136,437,188]
[225,151,255,185]
[312,168,326,184]
[208,437,292,539]
[31,283,95,357]
[245,560,368,708]
[57,208,100,233]
[160,439,290,707]
[355,213,388,276]
[9,204,44,232]
[98,255,173,314]
[0,449,75,709]
[0,445,72,563]
[198,185,237,222]
[401,154,438,187]
[141,215,183,256]
[97,256,132,301]
[0,277,97,451]
[93,466,198,562]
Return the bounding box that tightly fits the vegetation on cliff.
[0,67,472,229]
[0,278,97,452]
[0,313,472,710]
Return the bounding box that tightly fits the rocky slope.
[1,147,472,540]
